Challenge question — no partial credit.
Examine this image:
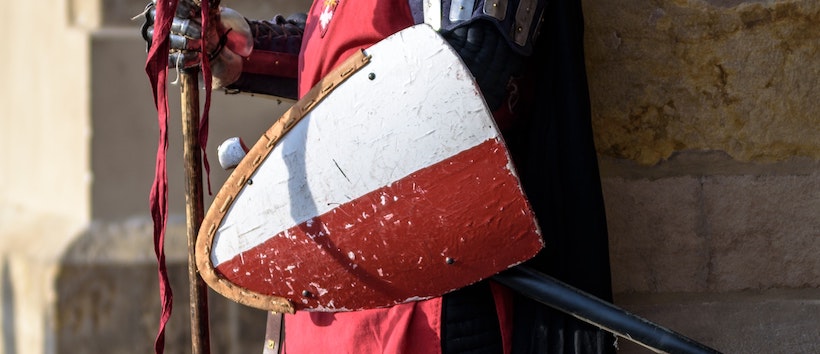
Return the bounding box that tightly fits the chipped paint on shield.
[215,139,541,311]
[198,25,543,312]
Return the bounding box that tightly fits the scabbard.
[262,312,284,354]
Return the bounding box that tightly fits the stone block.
[601,153,820,293]
[584,0,820,165]
[602,176,710,293]
[703,172,820,290]
[55,262,267,354]
[0,215,271,354]
[614,289,820,353]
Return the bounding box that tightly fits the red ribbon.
[200,1,213,196]
[145,1,213,352]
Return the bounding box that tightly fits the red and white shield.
[196,25,543,313]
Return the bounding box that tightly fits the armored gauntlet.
[139,1,254,88]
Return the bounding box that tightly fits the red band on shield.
[214,138,542,311]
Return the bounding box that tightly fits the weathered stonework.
[602,154,820,294]
[56,225,268,354]
[585,0,820,165]
[615,289,820,353]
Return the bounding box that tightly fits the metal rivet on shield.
[368,72,376,80]
[445,257,455,265]
[302,290,312,298]
[247,178,253,185]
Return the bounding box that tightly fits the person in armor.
[142,0,614,352]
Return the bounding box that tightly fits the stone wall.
[585,0,820,352]
[586,0,820,165]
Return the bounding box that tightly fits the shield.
[196,24,543,313]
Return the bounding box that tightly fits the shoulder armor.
[409,0,546,55]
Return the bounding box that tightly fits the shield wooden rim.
[195,25,543,313]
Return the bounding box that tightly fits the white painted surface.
[211,25,499,265]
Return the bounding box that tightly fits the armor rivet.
[445,257,455,265]
[302,290,312,297]
[247,178,253,185]
[267,340,276,349]
[368,72,376,80]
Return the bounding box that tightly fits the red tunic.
[284,1,512,352]
[297,0,415,97]
[286,1,444,353]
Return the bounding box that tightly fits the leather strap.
[262,312,284,354]
[244,50,299,79]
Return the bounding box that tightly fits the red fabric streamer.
[145,2,176,353]
[145,0,177,354]
[199,1,213,195]
[145,1,213,353]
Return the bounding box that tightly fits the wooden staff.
[177,0,224,351]
[180,67,211,354]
